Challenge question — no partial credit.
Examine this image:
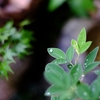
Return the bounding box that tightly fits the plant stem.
[75,54,79,65]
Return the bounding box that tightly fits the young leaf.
[66,46,74,62]
[84,62,100,74]
[44,63,69,85]
[77,28,86,47]
[76,83,90,99]
[90,77,100,99]
[84,47,99,69]
[47,48,66,59]
[79,41,92,54]
[71,39,79,55]
[45,84,66,96]
[70,64,82,84]
[52,59,67,64]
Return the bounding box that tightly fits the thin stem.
[75,54,80,65]
[70,62,74,66]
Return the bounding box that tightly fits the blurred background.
[0,0,100,100]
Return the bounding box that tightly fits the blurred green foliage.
[48,0,95,16]
[0,20,34,79]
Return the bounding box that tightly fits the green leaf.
[11,32,21,40]
[48,0,66,12]
[3,46,16,62]
[44,63,64,85]
[67,0,95,16]
[79,41,92,54]
[51,96,59,100]
[94,70,100,76]
[0,33,9,44]
[84,47,99,69]
[71,39,79,55]
[44,63,70,86]
[84,62,100,74]
[66,46,74,62]
[58,88,76,100]
[76,83,90,99]
[82,0,95,11]
[4,21,13,29]
[52,59,67,64]
[68,0,86,16]
[77,28,86,48]
[20,20,31,26]
[0,61,14,80]
[47,48,66,59]
[90,77,100,99]
[14,43,27,54]
[45,84,66,96]
[70,64,82,84]
[1,61,14,74]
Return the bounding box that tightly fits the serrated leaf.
[77,28,86,47]
[48,0,66,12]
[14,43,27,54]
[45,84,66,96]
[1,61,14,74]
[70,64,82,84]
[44,63,70,86]
[79,41,92,54]
[52,59,67,64]
[11,32,21,40]
[76,83,90,99]
[9,27,16,35]
[47,48,66,59]
[90,77,100,99]
[71,39,79,55]
[3,46,16,62]
[66,46,74,62]
[84,47,99,69]
[84,62,100,74]
[0,61,14,80]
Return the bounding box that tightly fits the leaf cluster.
[0,20,34,79]
[44,28,100,100]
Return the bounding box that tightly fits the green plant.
[44,28,100,100]
[48,0,95,16]
[0,20,34,79]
